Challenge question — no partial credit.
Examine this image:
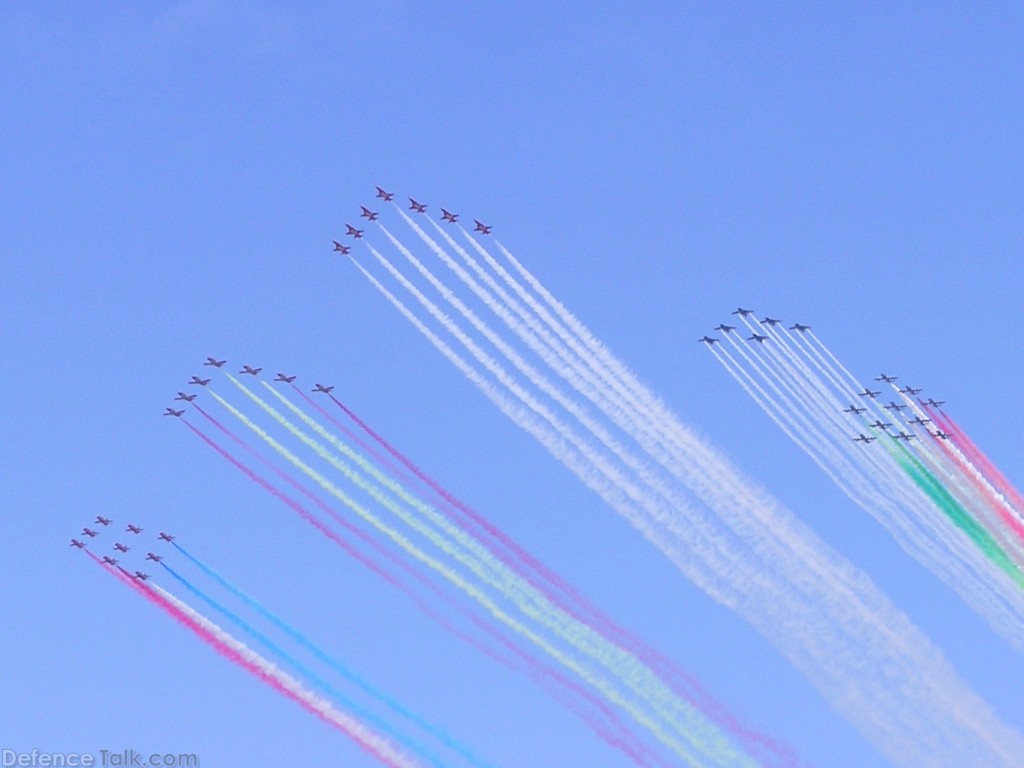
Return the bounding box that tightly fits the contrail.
[351,221,1024,766]
[86,551,420,768]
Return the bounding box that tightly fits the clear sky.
[3,3,1023,766]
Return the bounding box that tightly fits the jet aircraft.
[441,208,458,223]
[189,376,211,386]
[933,430,952,440]
[147,552,163,562]
[884,401,909,412]
[924,398,946,408]
[174,392,196,402]
[869,419,892,431]
[875,374,898,383]
[133,571,149,581]
[748,333,769,343]
[332,240,351,255]
[113,543,129,553]
[126,524,142,534]
[714,324,736,333]
[95,516,112,526]
[732,308,754,316]
[240,365,262,376]
[893,432,916,441]
[312,383,334,394]
[843,405,866,415]
[375,186,394,201]
[473,219,492,234]
[908,416,931,426]
[409,198,427,213]
[761,316,781,326]
[346,224,364,239]
[163,407,185,418]
[360,206,379,221]
[274,373,296,383]
[698,336,719,345]
[790,323,811,332]
[900,386,923,396]
[70,539,85,548]
[102,556,118,566]
[158,532,175,542]
[204,357,226,368]
[857,389,881,398]
[853,434,876,443]
[82,528,98,538]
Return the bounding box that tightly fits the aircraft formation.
[702,310,1024,655]
[82,189,1024,768]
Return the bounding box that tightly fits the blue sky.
[3,3,1023,766]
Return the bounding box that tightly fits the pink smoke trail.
[184,413,665,766]
[85,552,417,768]
[927,407,1024,522]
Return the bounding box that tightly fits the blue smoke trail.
[168,544,492,768]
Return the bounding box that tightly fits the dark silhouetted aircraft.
[875,374,897,383]
[360,206,379,221]
[274,373,296,383]
[761,317,781,326]
[204,357,226,368]
[375,186,394,201]
[843,405,866,415]
[473,219,492,234]
[714,324,736,333]
[332,240,351,255]
[240,365,262,376]
[82,528,98,538]
[409,198,427,213]
[147,552,162,562]
[790,323,811,332]
[189,376,211,386]
[858,389,881,399]
[346,224,364,239]
[900,386,923,396]
[95,516,112,526]
[70,539,85,548]
[732,308,754,316]
[158,532,175,542]
[174,392,196,402]
[853,434,876,443]
[441,208,458,223]
[748,333,769,343]
[113,543,129,553]
[126,524,142,535]
[163,407,185,418]
[698,336,719,345]
[312,383,334,394]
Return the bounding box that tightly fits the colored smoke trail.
[350,217,1024,767]
[320,378,800,768]
[184,408,666,767]
[158,561,451,768]
[168,544,492,768]
[211,381,740,768]
[705,318,1024,655]
[85,552,419,768]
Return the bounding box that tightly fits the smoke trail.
[355,226,1024,766]
[86,552,420,768]
[210,381,749,767]
[165,549,490,768]
[184,410,668,766]
[318,385,800,767]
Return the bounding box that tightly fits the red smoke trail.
[85,552,412,767]
[327,395,801,767]
[184,414,663,765]
[933,409,1024,524]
